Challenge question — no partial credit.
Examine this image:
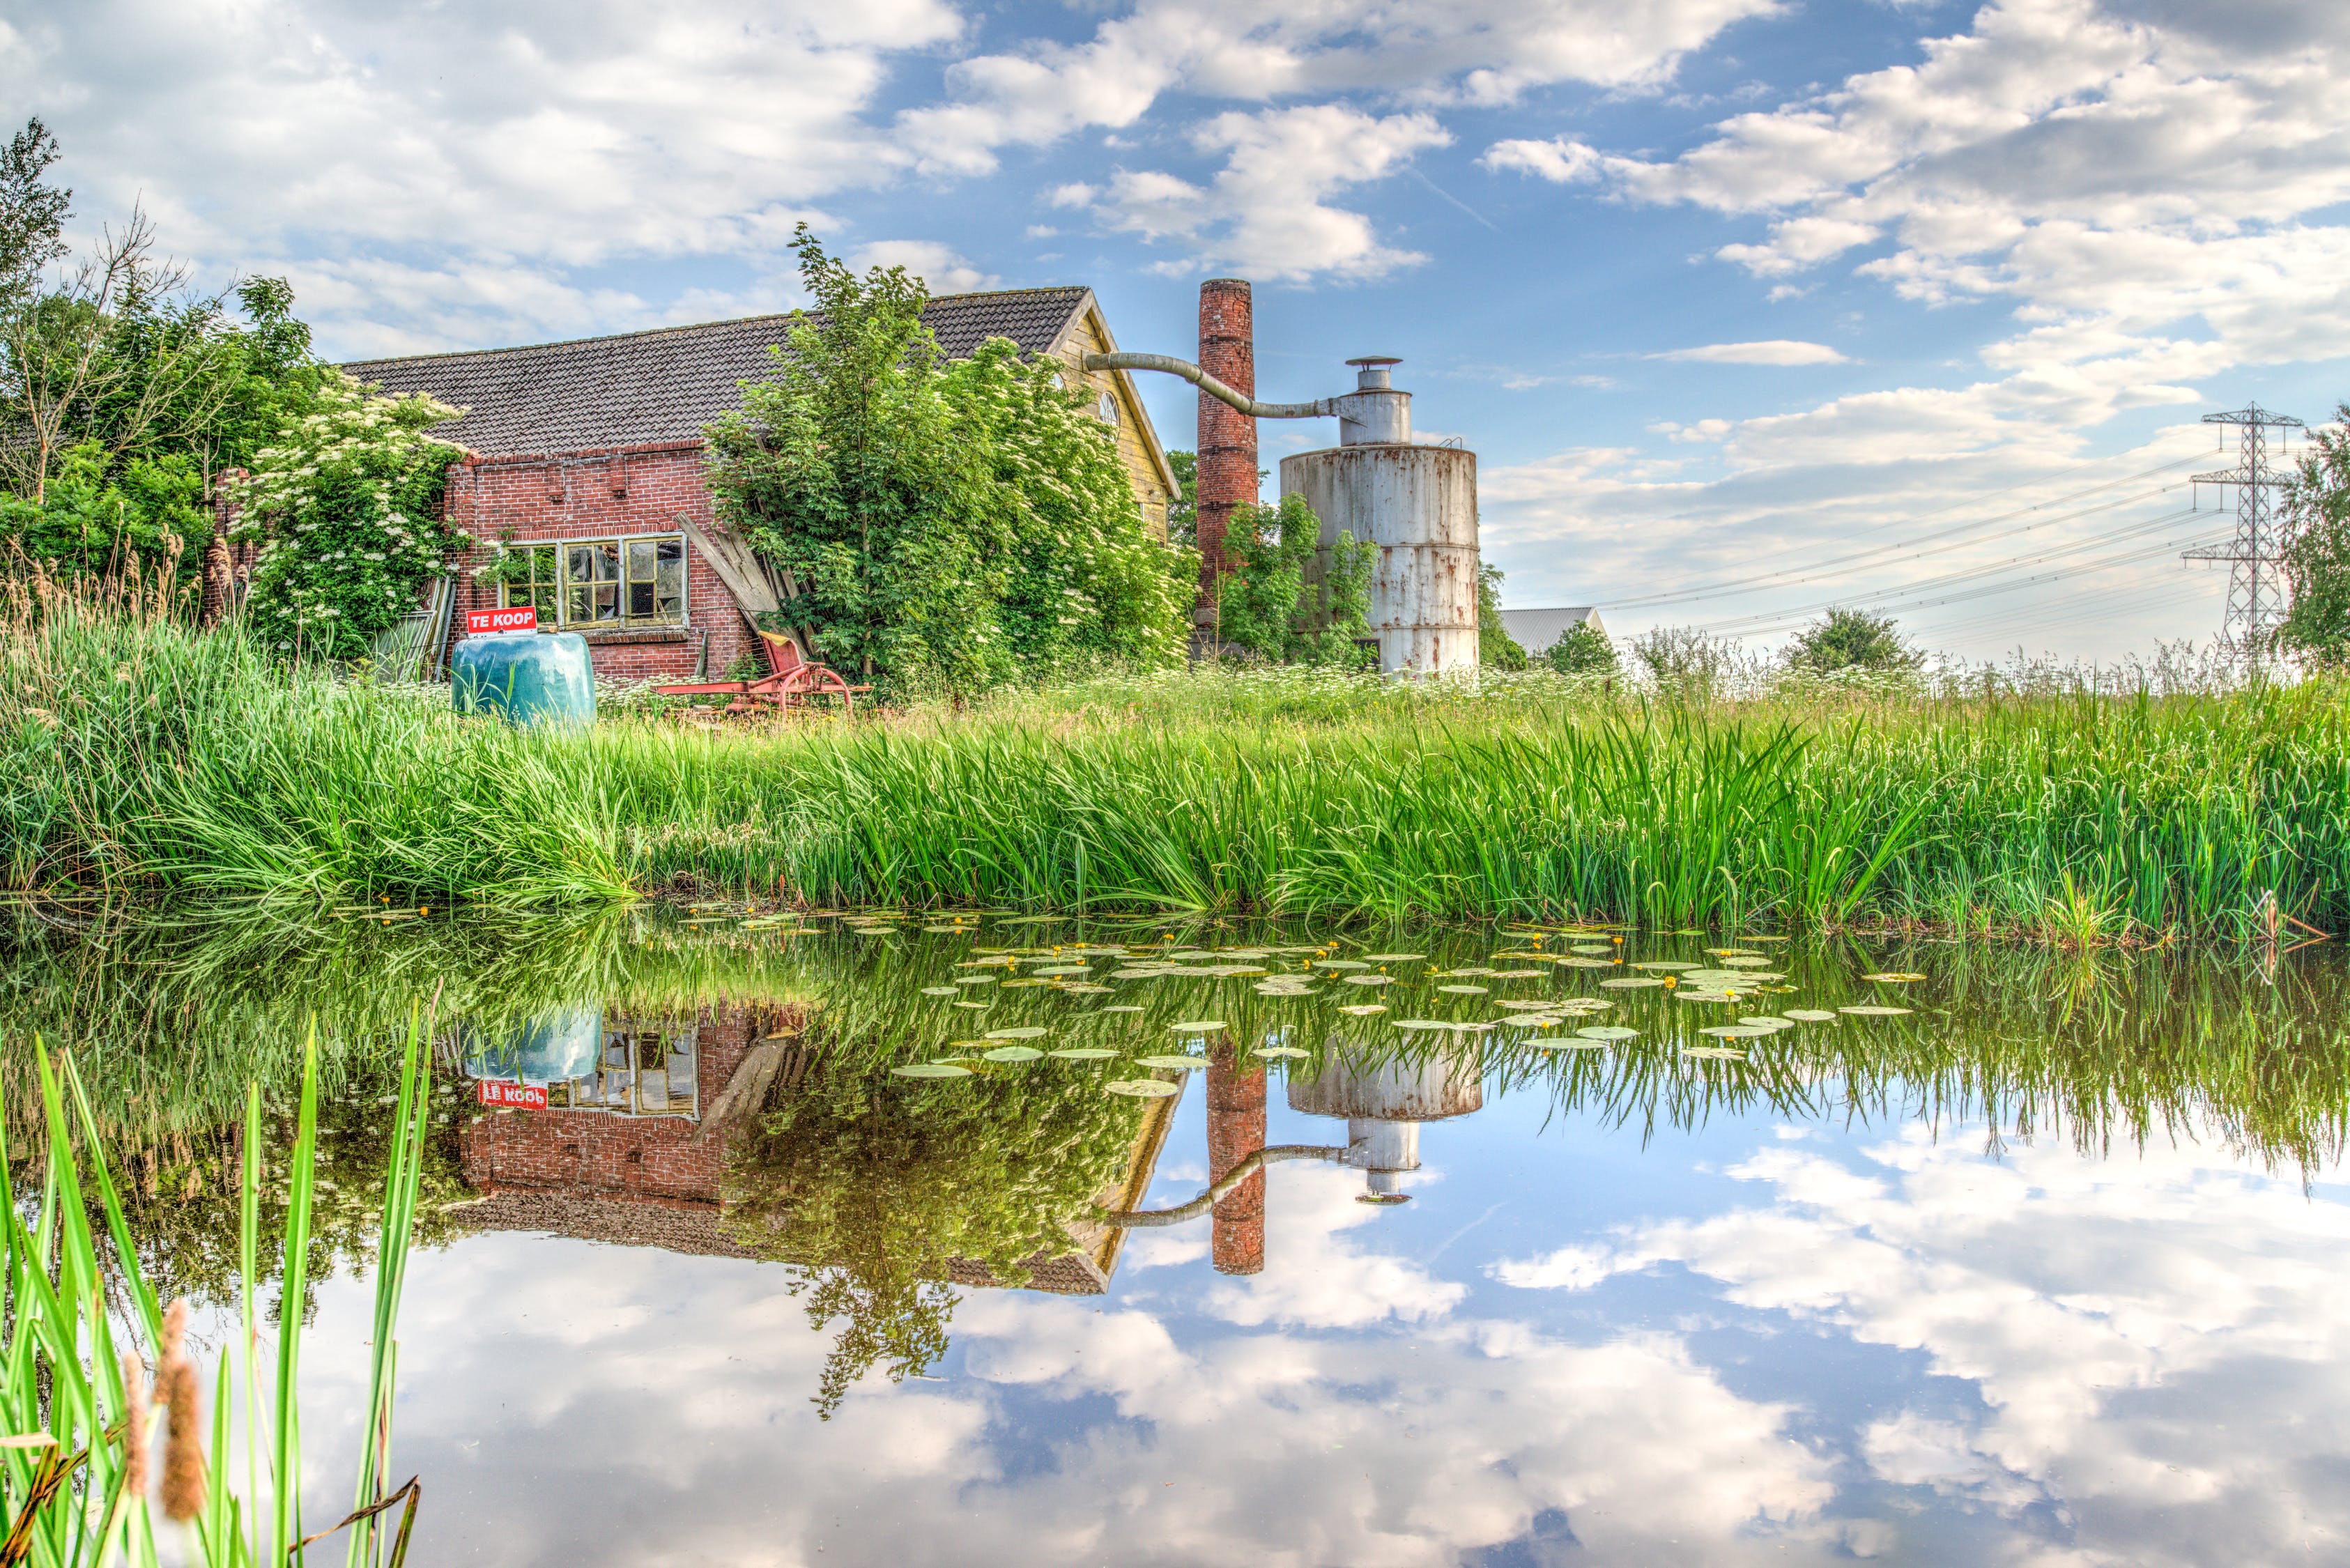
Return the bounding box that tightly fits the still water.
[8,908,2349,1567]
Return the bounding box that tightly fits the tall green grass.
[9,573,2350,937]
[0,1017,433,1566]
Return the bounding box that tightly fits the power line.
[1696,505,2208,636]
[1597,451,2206,612]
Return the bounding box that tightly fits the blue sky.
[11,0,2349,660]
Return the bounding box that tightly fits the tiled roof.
[344,286,1094,459]
[1499,606,1605,654]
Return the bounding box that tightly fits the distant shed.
[1499,606,1606,656]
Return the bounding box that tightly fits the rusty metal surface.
[1282,443,1480,677]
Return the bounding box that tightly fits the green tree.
[1786,606,1923,675]
[1165,447,1197,550]
[0,440,208,581]
[2281,406,2350,671]
[706,227,1188,698]
[231,374,470,659]
[1215,492,1375,664]
[1546,617,1618,678]
[0,117,69,303]
[1477,562,1526,670]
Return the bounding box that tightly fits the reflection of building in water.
[454,1004,1180,1293]
[1207,1042,1267,1275]
[456,1004,781,1256]
[1289,1044,1484,1201]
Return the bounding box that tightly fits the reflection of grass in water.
[9,909,2350,1330]
[14,586,2350,936]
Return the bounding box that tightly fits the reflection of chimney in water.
[1289,1045,1484,1205]
[1206,1039,1266,1274]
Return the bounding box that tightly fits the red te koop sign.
[477,1080,548,1110]
[466,606,537,635]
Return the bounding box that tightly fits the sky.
[8,0,2350,661]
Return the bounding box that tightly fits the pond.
[6,907,2348,1567]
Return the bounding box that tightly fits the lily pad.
[1343,974,1393,986]
[1436,984,1490,994]
[1103,1005,1145,1013]
[1700,1024,1772,1038]
[1599,977,1664,990]
[953,1001,991,1010]
[1783,1008,1838,1022]
[1171,1020,1227,1032]
[1489,969,1548,980]
[1841,1004,1914,1016]
[1864,972,1928,983]
[1362,953,1424,962]
[920,986,959,997]
[1314,959,1371,971]
[985,1027,1049,1040]
[1570,944,1615,955]
[983,1045,1044,1062]
[1681,1045,1749,1061]
[1337,1003,1388,1015]
[1106,1079,1181,1098]
[1254,1045,1311,1059]
[1631,960,1696,971]
[1739,1016,1797,1029]
[1576,1025,1640,1041]
[1047,1047,1119,1060]
[891,1063,974,1078]
[1134,1054,1206,1070]
[1559,957,1618,969]
[924,925,973,935]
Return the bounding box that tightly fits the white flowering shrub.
[230,374,469,659]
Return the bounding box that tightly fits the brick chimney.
[1196,279,1257,629]
[1206,1040,1266,1275]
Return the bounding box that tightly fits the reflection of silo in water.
[462,1008,604,1085]
[1287,1045,1483,1202]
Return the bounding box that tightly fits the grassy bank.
[8,578,2349,938]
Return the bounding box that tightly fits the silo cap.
[1346,355,1402,390]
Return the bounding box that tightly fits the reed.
[9,573,2349,939]
[0,1013,433,1567]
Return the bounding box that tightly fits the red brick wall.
[1196,279,1258,627]
[443,441,755,685]
[456,1004,760,1208]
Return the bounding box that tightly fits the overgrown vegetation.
[1546,618,1618,678]
[2282,404,2350,671]
[227,376,468,659]
[706,227,1192,700]
[1477,562,1526,670]
[1786,606,1926,675]
[10,570,2350,942]
[1213,492,1375,664]
[0,118,335,596]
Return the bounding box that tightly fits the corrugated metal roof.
[344,287,1093,458]
[1500,606,1605,654]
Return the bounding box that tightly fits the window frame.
[498,531,689,631]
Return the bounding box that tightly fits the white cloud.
[1480,137,1604,184]
[895,0,1785,179]
[1651,339,1850,365]
[1086,105,1451,282]
[1,0,960,352]
[844,240,998,295]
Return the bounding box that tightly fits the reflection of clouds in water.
[1494,1127,2350,1567]
[276,1178,1831,1567]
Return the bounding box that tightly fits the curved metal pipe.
[1099,1145,1346,1229]
[1082,351,1337,421]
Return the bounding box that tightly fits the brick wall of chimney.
[1195,279,1258,629]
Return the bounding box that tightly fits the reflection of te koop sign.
[466,607,537,635]
[476,1080,548,1110]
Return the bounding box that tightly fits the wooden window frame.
[499,532,689,630]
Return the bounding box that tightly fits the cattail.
[157,1298,207,1522]
[118,1351,150,1503]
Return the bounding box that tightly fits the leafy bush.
[0,440,208,585]
[1546,618,1618,677]
[1786,607,1923,675]
[1215,492,1375,665]
[1477,562,1526,670]
[230,374,468,659]
[706,226,1190,700]
[2282,404,2350,672]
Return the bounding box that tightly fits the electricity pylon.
[2183,403,2305,664]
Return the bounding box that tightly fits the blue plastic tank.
[452,631,597,726]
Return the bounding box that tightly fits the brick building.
[346,289,1178,684]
